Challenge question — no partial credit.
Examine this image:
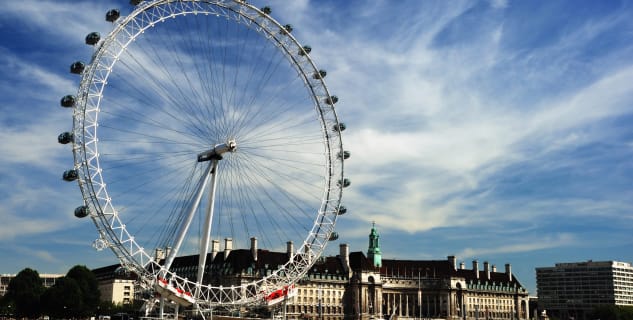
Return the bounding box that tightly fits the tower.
[367,222,382,268]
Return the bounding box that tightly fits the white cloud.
[0,0,632,287]
[489,0,509,10]
[457,233,576,258]
[0,173,79,241]
[0,36,84,243]
[0,1,117,41]
[311,1,633,242]
[0,54,75,170]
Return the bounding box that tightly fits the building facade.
[536,260,633,320]
[94,226,529,320]
[345,224,529,320]
[93,264,138,305]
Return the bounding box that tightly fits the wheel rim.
[69,0,345,307]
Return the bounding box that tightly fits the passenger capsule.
[70,61,85,74]
[333,123,346,132]
[325,95,339,105]
[282,24,293,34]
[106,9,121,22]
[298,45,312,56]
[58,132,74,144]
[328,232,339,241]
[313,70,327,79]
[338,178,351,188]
[60,95,76,108]
[337,150,350,160]
[336,205,347,215]
[260,6,272,15]
[74,205,90,218]
[130,0,143,5]
[85,32,100,45]
[63,169,79,182]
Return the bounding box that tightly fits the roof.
[349,251,376,271]
[92,264,137,281]
[92,249,523,288]
[349,252,523,287]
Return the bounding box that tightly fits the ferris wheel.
[58,0,349,310]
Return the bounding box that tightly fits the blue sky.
[1,0,633,296]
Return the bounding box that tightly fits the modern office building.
[536,260,633,320]
[94,224,529,320]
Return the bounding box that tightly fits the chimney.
[340,243,350,274]
[251,237,258,261]
[211,240,219,261]
[492,265,497,272]
[155,248,165,261]
[484,261,490,280]
[448,256,457,270]
[224,238,232,259]
[287,241,294,256]
[304,243,312,265]
[460,262,465,270]
[473,260,479,279]
[505,263,513,282]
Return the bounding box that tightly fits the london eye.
[58,0,349,313]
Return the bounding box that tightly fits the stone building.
[165,238,349,320]
[93,225,529,320]
[344,224,530,320]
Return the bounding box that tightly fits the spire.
[367,222,382,268]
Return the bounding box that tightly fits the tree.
[66,265,101,317]
[98,300,117,315]
[0,294,15,317]
[5,268,45,319]
[589,305,633,320]
[42,276,83,319]
[41,265,101,319]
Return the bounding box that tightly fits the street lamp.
[418,268,422,320]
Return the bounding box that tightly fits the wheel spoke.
[67,0,345,309]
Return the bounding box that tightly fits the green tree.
[42,276,83,319]
[0,294,15,317]
[98,300,117,315]
[5,268,45,319]
[589,305,633,320]
[66,265,101,317]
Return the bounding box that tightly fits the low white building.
[0,273,63,297]
[92,265,137,305]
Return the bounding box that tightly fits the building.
[95,225,529,320]
[536,260,633,320]
[0,273,63,297]
[163,238,350,320]
[346,223,529,320]
[92,264,138,305]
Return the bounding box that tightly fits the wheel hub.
[197,139,237,162]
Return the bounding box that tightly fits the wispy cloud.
[0,0,631,295]
[457,233,576,258]
[252,2,633,262]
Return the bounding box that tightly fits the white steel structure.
[58,0,348,312]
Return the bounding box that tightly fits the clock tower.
[367,222,382,268]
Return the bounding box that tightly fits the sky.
[1,0,633,296]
